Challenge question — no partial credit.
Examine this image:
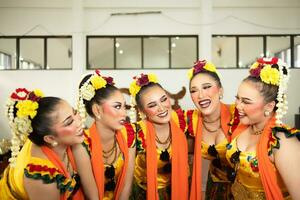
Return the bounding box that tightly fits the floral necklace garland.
[5,88,44,166]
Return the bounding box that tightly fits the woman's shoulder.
[268,124,300,155]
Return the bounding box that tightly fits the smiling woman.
[129,73,188,200]
[0,88,85,200]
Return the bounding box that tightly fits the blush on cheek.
[207,86,219,96]
[245,104,263,115]
[191,93,198,102]
[143,107,157,117]
[102,103,117,117]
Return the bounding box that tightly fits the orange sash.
[257,116,283,200]
[146,119,188,200]
[41,146,84,200]
[189,103,231,200]
[89,123,129,199]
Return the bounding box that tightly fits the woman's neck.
[51,145,68,161]
[152,122,170,136]
[95,120,115,144]
[251,114,274,133]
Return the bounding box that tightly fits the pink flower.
[250,67,262,77]
[136,74,149,86]
[193,60,207,74]
[28,92,41,102]
[103,76,114,85]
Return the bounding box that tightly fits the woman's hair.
[243,76,279,110]
[79,74,118,118]
[190,70,223,88]
[28,97,62,146]
[135,82,164,110]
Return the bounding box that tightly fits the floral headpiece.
[128,73,158,122]
[5,88,44,166]
[249,57,289,125]
[187,60,218,80]
[77,70,115,123]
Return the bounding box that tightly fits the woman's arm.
[24,177,60,200]
[274,132,300,199]
[119,147,136,200]
[72,143,99,200]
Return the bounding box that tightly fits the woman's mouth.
[198,99,211,109]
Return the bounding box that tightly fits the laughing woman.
[0,88,85,200]
[75,70,136,200]
[226,57,300,199]
[187,60,235,200]
[129,73,189,200]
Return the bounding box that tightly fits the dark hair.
[190,70,222,88]
[79,74,118,118]
[135,82,165,110]
[28,97,62,146]
[243,76,279,111]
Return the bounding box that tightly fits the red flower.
[193,60,207,74]
[249,66,262,78]
[175,109,186,132]
[138,130,146,148]
[95,69,101,76]
[10,88,29,100]
[136,74,149,87]
[103,76,114,85]
[257,57,278,65]
[124,123,135,147]
[186,110,195,136]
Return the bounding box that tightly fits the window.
[86,35,198,69]
[0,36,72,70]
[212,35,300,68]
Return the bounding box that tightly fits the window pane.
[47,38,72,69]
[0,38,16,69]
[212,37,236,68]
[239,37,263,68]
[20,38,44,69]
[267,36,290,66]
[294,36,300,68]
[116,38,141,69]
[88,38,114,69]
[144,37,169,69]
[171,37,197,68]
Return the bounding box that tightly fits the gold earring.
[264,110,270,117]
[219,94,223,100]
[138,112,146,120]
[51,141,58,147]
[96,115,101,120]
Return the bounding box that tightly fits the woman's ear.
[43,135,58,147]
[92,103,103,120]
[265,100,276,113]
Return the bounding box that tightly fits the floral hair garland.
[77,70,115,123]
[5,88,44,166]
[249,57,289,125]
[128,73,158,122]
[187,60,218,80]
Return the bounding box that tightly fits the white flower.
[80,84,95,101]
[14,117,33,135]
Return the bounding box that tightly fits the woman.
[187,60,234,200]
[0,88,89,200]
[226,57,300,199]
[129,73,189,200]
[76,70,136,199]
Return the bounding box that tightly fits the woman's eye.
[161,97,167,102]
[203,85,211,90]
[115,105,121,109]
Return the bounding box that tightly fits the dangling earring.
[96,115,101,120]
[51,141,58,147]
[264,110,270,117]
[219,94,223,100]
[138,112,146,120]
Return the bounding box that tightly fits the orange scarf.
[41,146,84,200]
[89,123,129,199]
[189,103,231,200]
[146,119,189,200]
[257,116,283,200]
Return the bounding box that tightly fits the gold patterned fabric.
[226,137,290,199]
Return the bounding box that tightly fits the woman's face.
[51,100,84,146]
[140,85,172,124]
[190,73,223,116]
[235,81,271,125]
[97,90,127,131]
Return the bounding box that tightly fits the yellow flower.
[16,100,39,119]
[33,89,44,97]
[90,75,107,90]
[187,68,194,80]
[147,74,158,83]
[250,62,260,69]
[260,65,280,86]
[204,62,217,73]
[129,81,141,97]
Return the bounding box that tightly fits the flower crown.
[5,88,44,166]
[77,70,115,123]
[187,60,218,80]
[249,57,289,125]
[129,73,158,98]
